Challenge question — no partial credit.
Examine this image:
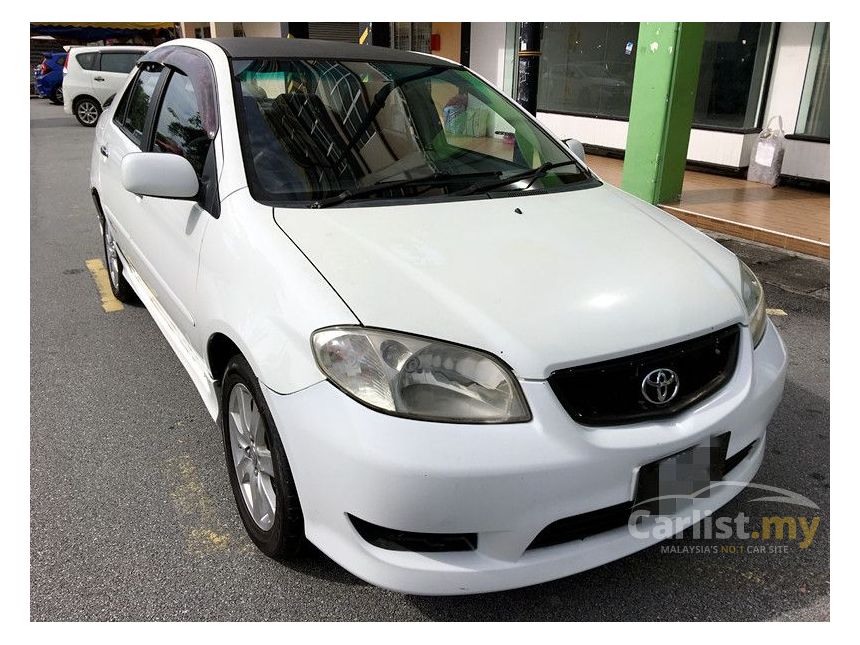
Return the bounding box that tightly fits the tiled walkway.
[588,156,830,259]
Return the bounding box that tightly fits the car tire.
[49,87,63,105]
[74,97,101,127]
[221,354,304,559]
[100,217,137,303]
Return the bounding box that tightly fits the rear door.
[68,50,99,99]
[97,62,164,283]
[94,50,145,104]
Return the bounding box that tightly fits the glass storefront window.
[536,22,775,131]
[796,22,830,139]
[537,22,639,119]
[693,23,775,129]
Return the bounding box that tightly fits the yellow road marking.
[766,308,788,316]
[169,453,232,554]
[85,258,124,312]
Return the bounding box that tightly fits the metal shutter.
[308,22,359,43]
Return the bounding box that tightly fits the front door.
[132,66,218,340]
[99,54,218,344]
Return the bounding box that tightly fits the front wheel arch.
[207,332,243,386]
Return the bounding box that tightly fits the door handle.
[94,76,105,82]
[99,145,109,158]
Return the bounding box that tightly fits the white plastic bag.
[747,116,785,187]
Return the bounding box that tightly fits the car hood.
[274,184,747,379]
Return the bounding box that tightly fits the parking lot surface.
[30,100,829,621]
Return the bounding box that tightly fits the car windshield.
[232,58,598,205]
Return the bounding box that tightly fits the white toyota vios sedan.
[90,38,787,595]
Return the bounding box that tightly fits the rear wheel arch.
[73,93,101,110]
[73,94,102,126]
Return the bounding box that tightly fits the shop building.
[467,22,829,185]
[178,22,470,63]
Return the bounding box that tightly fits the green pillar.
[621,22,704,204]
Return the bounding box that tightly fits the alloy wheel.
[77,101,98,125]
[103,224,120,289]
[228,383,277,530]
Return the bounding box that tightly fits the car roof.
[205,37,460,68]
[70,45,152,54]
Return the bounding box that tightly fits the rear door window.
[100,52,142,74]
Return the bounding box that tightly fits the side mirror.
[563,138,586,162]
[121,152,199,200]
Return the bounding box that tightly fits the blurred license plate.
[635,432,730,516]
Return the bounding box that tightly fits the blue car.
[34,52,66,105]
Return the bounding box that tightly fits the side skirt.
[117,246,220,421]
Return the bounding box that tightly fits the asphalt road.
[30,100,830,621]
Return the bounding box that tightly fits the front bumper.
[263,320,787,595]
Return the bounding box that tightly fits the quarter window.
[75,52,98,71]
[152,71,213,175]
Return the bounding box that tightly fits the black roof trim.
[205,37,460,67]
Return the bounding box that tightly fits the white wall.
[537,113,629,150]
[243,22,282,38]
[537,111,752,168]
[763,22,815,134]
[686,130,756,167]
[782,140,829,181]
[469,23,508,89]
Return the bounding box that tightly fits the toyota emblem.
[641,368,680,405]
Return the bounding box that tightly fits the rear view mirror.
[121,153,199,200]
[563,138,586,162]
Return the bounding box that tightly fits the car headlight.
[311,327,530,423]
[739,261,767,347]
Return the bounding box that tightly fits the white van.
[63,46,151,126]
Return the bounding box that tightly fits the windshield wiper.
[308,170,502,208]
[451,160,583,197]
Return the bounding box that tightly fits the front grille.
[527,502,632,550]
[548,325,741,426]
